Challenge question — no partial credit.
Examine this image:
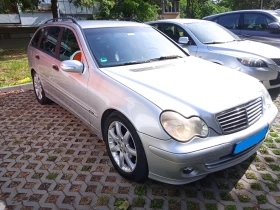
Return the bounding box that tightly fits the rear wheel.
[104,112,148,182]
[32,71,50,105]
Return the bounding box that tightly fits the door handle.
[241,34,251,37]
[35,54,40,60]
[52,64,59,71]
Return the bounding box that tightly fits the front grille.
[216,98,263,134]
[271,58,280,66]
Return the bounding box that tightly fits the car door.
[216,13,241,36]
[50,26,90,124]
[240,13,280,39]
[35,26,60,95]
[159,23,198,56]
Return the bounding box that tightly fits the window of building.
[164,0,180,13]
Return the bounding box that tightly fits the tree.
[76,0,160,21]
[180,0,230,19]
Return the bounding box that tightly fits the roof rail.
[114,18,143,23]
[44,18,78,24]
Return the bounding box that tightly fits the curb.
[0,83,33,93]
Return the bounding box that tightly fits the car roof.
[45,20,149,29]
[147,19,207,24]
[203,9,277,19]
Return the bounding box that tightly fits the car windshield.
[185,22,241,44]
[271,12,280,21]
[84,26,187,67]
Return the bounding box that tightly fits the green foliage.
[95,0,160,21]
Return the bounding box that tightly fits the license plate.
[233,126,268,155]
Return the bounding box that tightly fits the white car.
[147,19,280,89]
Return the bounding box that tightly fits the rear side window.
[31,28,44,47]
[243,13,274,31]
[39,27,61,56]
[218,14,240,29]
[59,28,80,61]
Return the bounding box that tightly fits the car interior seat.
[255,16,267,30]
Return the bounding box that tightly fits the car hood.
[101,56,263,120]
[207,40,280,63]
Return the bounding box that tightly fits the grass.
[269,164,280,171]
[264,157,275,162]
[256,194,267,204]
[46,173,58,180]
[150,199,164,209]
[225,205,236,210]
[134,185,146,196]
[237,193,251,202]
[0,49,31,87]
[245,172,257,179]
[132,197,145,207]
[202,191,215,200]
[266,183,278,191]
[234,182,245,190]
[262,173,274,182]
[205,203,218,210]
[250,182,263,190]
[97,196,110,206]
[220,192,234,201]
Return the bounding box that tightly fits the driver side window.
[243,13,273,31]
[161,23,195,45]
[59,28,81,61]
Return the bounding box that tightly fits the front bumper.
[238,64,280,89]
[139,104,278,185]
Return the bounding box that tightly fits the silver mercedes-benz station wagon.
[27,18,278,185]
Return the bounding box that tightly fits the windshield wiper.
[147,55,183,62]
[117,55,183,66]
[204,41,226,44]
[121,61,148,66]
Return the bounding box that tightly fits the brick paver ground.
[0,89,280,210]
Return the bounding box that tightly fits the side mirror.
[178,37,189,44]
[60,60,84,73]
[268,22,280,31]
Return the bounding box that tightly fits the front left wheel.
[104,112,149,182]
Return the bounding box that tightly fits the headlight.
[237,58,268,67]
[260,84,272,110]
[160,111,208,142]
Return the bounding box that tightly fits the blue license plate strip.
[233,126,268,155]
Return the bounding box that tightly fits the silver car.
[147,19,280,89]
[27,18,278,185]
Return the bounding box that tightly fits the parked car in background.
[28,18,278,185]
[147,19,280,89]
[203,10,280,48]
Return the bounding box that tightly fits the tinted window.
[161,24,189,43]
[243,13,274,31]
[218,14,240,29]
[39,27,60,56]
[84,27,186,68]
[60,28,80,61]
[150,23,159,29]
[31,28,44,47]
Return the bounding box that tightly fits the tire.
[104,112,149,182]
[32,71,50,105]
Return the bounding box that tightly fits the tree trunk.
[51,0,58,18]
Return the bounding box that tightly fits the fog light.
[183,167,194,174]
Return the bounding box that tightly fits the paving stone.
[1,90,280,209]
